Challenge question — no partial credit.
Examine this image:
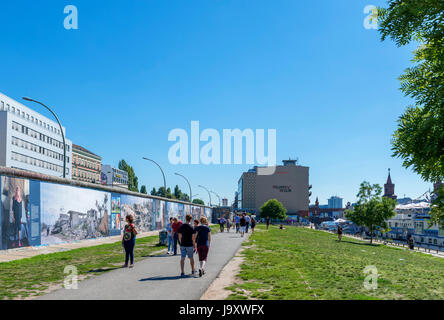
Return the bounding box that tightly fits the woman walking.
[193,216,212,277]
[250,217,256,233]
[122,214,138,268]
[11,186,24,248]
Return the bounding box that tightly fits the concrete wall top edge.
[0,165,212,209]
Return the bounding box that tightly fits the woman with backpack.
[122,214,138,268]
[250,217,256,233]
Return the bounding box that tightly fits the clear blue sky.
[0,0,431,206]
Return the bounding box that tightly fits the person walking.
[265,217,270,230]
[227,218,232,232]
[337,225,343,242]
[122,214,138,268]
[11,186,23,248]
[178,214,196,276]
[245,213,251,234]
[408,235,414,250]
[172,217,183,256]
[166,217,173,255]
[193,216,212,277]
[250,217,256,233]
[219,217,226,233]
[239,214,246,237]
[193,219,199,229]
[235,214,240,233]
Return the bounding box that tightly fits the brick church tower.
[384,168,397,200]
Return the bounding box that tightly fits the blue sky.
[0,1,431,206]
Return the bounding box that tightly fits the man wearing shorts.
[239,214,247,237]
[178,214,196,276]
[234,214,240,233]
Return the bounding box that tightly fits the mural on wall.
[40,182,111,245]
[191,205,201,221]
[154,199,165,230]
[120,194,154,233]
[205,207,212,221]
[0,176,40,249]
[110,194,122,236]
[0,174,212,250]
[166,202,179,226]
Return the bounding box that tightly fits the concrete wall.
[0,166,212,251]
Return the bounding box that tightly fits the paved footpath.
[39,231,249,300]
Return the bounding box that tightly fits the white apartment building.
[0,92,72,178]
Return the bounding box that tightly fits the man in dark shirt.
[178,214,196,276]
[171,218,183,255]
[239,214,247,237]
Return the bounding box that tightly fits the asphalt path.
[39,230,248,300]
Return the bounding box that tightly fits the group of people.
[233,212,256,237]
[121,213,211,277]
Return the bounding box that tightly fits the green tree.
[174,185,182,200]
[345,182,396,243]
[378,0,444,226]
[118,160,139,192]
[140,185,147,194]
[150,187,157,196]
[192,199,205,205]
[260,199,287,220]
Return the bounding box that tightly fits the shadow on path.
[139,275,195,281]
[340,240,380,247]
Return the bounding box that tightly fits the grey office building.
[237,160,309,215]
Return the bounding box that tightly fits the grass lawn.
[0,225,219,300]
[227,225,444,300]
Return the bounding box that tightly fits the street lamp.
[174,172,192,202]
[198,185,212,207]
[210,191,221,207]
[142,157,166,195]
[23,97,67,178]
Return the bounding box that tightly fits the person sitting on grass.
[122,214,138,268]
[279,224,285,230]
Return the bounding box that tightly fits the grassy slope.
[0,225,219,300]
[227,225,444,300]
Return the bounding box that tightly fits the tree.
[192,199,205,205]
[345,182,396,243]
[260,199,287,220]
[378,0,444,225]
[174,185,182,200]
[140,185,147,194]
[150,187,157,196]
[118,159,139,192]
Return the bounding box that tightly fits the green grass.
[0,235,162,300]
[0,224,220,300]
[227,225,444,300]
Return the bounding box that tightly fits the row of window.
[11,120,69,151]
[73,169,100,183]
[11,151,69,175]
[73,155,101,171]
[11,121,70,153]
[11,136,69,163]
[1,100,63,136]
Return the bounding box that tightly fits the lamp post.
[174,172,192,202]
[198,185,212,207]
[210,191,221,207]
[23,97,67,178]
[142,157,166,195]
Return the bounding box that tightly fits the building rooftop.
[72,144,101,159]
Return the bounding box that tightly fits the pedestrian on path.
[250,217,256,233]
[337,225,343,242]
[122,214,138,268]
[166,217,173,254]
[219,217,226,233]
[239,214,246,237]
[172,217,183,256]
[226,218,231,233]
[235,214,240,233]
[193,216,212,277]
[178,214,197,276]
[193,219,199,229]
[245,214,251,234]
[408,235,415,250]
